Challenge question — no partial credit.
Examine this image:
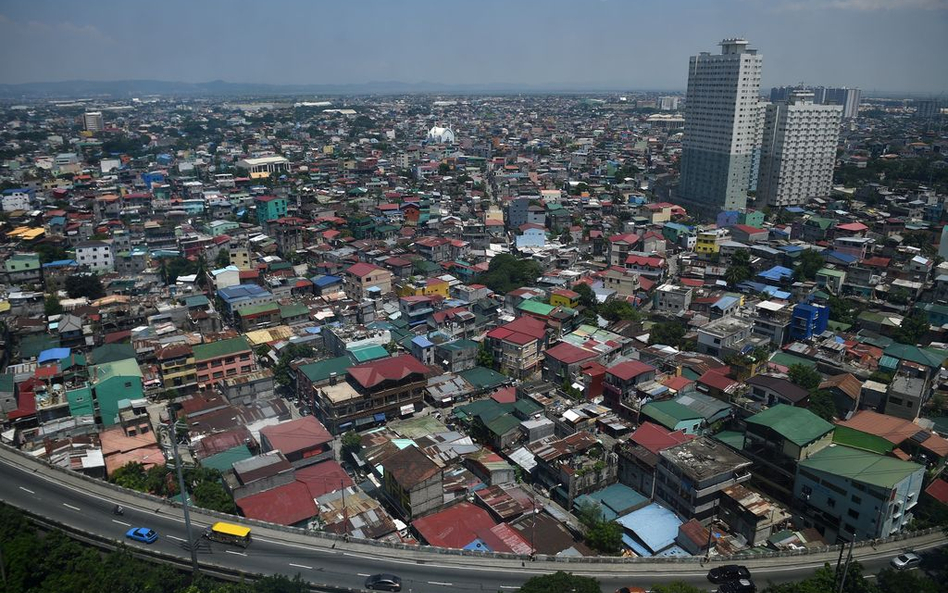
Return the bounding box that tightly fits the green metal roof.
[237,302,280,317]
[832,425,894,455]
[459,366,509,390]
[745,404,833,447]
[279,303,309,319]
[799,444,923,489]
[298,356,351,383]
[517,299,557,316]
[89,358,143,384]
[883,343,948,369]
[0,374,13,393]
[193,336,252,362]
[201,445,253,473]
[348,344,389,363]
[769,352,817,369]
[714,430,746,451]
[485,413,521,437]
[641,400,701,430]
[91,343,136,365]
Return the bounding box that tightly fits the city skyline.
[0,0,946,93]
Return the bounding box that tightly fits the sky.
[0,0,946,94]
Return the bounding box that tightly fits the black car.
[365,574,402,592]
[707,565,751,584]
[718,578,756,593]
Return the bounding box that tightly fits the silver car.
[890,552,921,570]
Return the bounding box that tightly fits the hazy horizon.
[1,0,946,94]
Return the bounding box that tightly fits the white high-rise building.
[83,111,104,132]
[659,96,680,111]
[757,91,842,208]
[678,38,764,216]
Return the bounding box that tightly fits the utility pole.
[168,410,199,574]
[836,533,855,593]
[342,479,349,540]
[1,545,7,586]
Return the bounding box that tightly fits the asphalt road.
[0,454,943,593]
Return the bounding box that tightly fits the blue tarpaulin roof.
[38,347,71,364]
[758,266,794,282]
[616,503,682,555]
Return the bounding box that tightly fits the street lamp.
[160,406,198,574]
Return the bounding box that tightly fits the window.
[847,509,860,519]
[124,381,132,388]
[852,495,862,504]
[827,497,836,508]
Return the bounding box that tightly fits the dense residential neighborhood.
[0,75,946,574]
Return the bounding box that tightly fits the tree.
[192,480,237,514]
[599,299,642,322]
[794,249,825,281]
[763,562,875,593]
[575,501,623,555]
[341,430,362,456]
[161,256,200,285]
[215,249,231,268]
[725,249,753,286]
[649,320,686,349]
[475,253,542,294]
[876,567,941,593]
[808,389,837,421]
[476,343,495,368]
[110,461,147,491]
[519,571,600,593]
[652,584,707,593]
[65,274,105,299]
[573,283,597,309]
[35,242,68,264]
[828,293,860,325]
[45,294,63,317]
[894,309,930,345]
[274,343,315,387]
[788,364,822,391]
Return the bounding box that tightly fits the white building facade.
[678,38,765,216]
[75,240,114,273]
[757,91,842,207]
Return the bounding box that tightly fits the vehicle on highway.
[125,527,158,544]
[717,578,756,593]
[707,565,751,584]
[890,552,921,570]
[203,522,252,548]
[615,587,648,593]
[364,573,402,591]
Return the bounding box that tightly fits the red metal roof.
[544,342,598,365]
[630,422,694,455]
[348,354,430,390]
[607,360,655,381]
[260,416,333,455]
[346,262,385,278]
[924,478,948,505]
[412,501,526,551]
[236,481,317,526]
[295,460,354,499]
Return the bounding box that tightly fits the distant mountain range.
[0,78,653,99]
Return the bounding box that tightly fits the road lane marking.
[357,573,370,577]
[167,535,186,542]
[288,563,312,570]
[63,503,81,511]
[112,519,131,526]
[500,587,519,590]
[225,550,247,556]
[428,581,453,586]
[19,487,34,494]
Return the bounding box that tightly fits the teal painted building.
[254,195,287,226]
[90,358,143,426]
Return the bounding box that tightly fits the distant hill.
[0,78,646,99]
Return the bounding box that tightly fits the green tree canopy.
[475,253,542,294]
[648,320,686,349]
[65,273,105,299]
[519,571,600,593]
[274,343,315,386]
[794,249,825,281]
[45,294,63,317]
[894,309,930,345]
[788,364,822,392]
[808,389,837,421]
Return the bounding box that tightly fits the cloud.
[0,13,114,44]
[776,0,948,10]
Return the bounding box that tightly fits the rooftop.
[799,444,923,489]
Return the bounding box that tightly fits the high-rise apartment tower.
[757,91,842,207]
[678,39,764,216]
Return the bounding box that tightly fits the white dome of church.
[427,126,456,144]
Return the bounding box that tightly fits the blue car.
[125,527,158,544]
